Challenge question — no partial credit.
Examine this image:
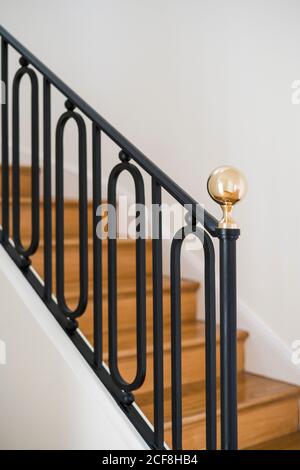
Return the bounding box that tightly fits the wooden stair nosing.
[82,320,248,362]
[66,276,200,300]
[136,372,300,430]
[29,237,153,250]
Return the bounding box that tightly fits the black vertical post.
[92,123,102,366]
[151,177,164,449]
[43,77,52,300]
[170,234,183,450]
[217,227,240,450]
[1,38,9,242]
[203,235,217,450]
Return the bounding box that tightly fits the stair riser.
[31,241,153,284]
[164,397,300,450]
[112,337,246,394]
[78,289,197,334]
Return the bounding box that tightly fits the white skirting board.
[238,300,300,386]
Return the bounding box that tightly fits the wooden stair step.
[30,238,153,284]
[6,197,95,239]
[136,372,300,449]
[83,319,247,394]
[76,276,199,334]
[0,166,32,198]
[247,431,300,450]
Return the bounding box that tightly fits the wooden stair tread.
[3,197,94,206]
[31,237,152,248]
[0,166,32,197]
[66,275,200,299]
[97,319,247,359]
[76,277,202,353]
[80,317,247,390]
[247,431,300,450]
[30,238,153,283]
[104,320,204,359]
[136,372,300,428]
[3,196,107,239]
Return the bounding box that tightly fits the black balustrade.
[0,25,240,451]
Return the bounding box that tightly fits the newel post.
[207,166,247,450]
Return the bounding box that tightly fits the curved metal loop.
[55,110,88,319]
[12,66,39,257]
[170,225,217,450]
[107,161,146,392]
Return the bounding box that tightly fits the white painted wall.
[1,0,300,380]
[0,246,147,449]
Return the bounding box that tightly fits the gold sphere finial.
[207,166,247,229]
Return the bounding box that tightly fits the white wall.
[0,246,147,449]
[1,1,300,376]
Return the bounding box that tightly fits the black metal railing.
[0,25,240,450]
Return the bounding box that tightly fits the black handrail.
[0,24,218,236]
[0,26,240,450]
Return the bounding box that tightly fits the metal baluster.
[203,232,217,450]
[12,57,39,260]
[152,177,164,448]
[171,223,217,450]
[170,228,184,450]
[43,77,52,300]
[1,38,9,243]
[55,101,88,327]
[107,153,146,395]
[92,123,102,365]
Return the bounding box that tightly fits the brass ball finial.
[207,166,247,229]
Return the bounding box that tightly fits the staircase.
[1,25,300,450]
[9,167,300,450]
